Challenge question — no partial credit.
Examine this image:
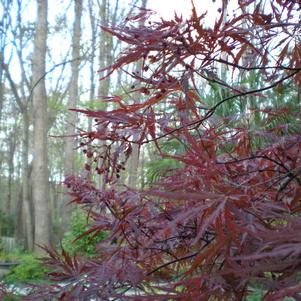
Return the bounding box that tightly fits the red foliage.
[28,1,301,300]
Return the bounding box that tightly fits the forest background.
[0,0,223,253]
[0,0,156,252]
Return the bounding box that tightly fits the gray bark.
[127,0,148,188]
[88,0,97,124]
[7,131,17,216]
[98,0,111,99]
[63,0,83,229]
[22,112,34,250]
[97,0,111,189]
[32,0,50,252]
[88,0,96,134]
[0,0,12,121]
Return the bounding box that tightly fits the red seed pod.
[141,87,150,95]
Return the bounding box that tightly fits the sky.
[5,0,235,97]
[148,0,219,20]
[141,0,240,28]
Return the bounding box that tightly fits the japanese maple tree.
[28,0,301,300]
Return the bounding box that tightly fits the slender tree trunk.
[220,1,228,82]
[88,0,96,118]
[86,0,97,182]
[0,67,4,122]
[7,137,15,215]
[32,0,50,252]
[22,112,34,250]
[127,0,148,188]
[0,0,12,121]
[98,0,111,98]
[15,190,23,243]
[63,0,83,230]
[240,0,259,128]
[97,0,112,189]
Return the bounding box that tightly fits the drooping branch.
[136,70,300,145]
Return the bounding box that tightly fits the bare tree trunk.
[32,0,50,252]
[13,0,34,250]
[0,64,4,122]
[86,0,97,182]
[98,0,113,97]
[220,1,228,82]
[97,0,112,189]
[22,112,34,250]
[63,0,83,230]
[0,0,12,121]
[127,0,148,189]
[7,136,16,215]
[240,0,259,127]
[88,0,96,124]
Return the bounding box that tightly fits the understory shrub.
[4,254,48,284]
[62,209,108,256]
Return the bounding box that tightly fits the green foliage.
[247,287,294,301]
[79,99,107,110]
[4,254,48,284]
[48,97,65,112]
[62,209,108,256]
[247,288,264,301]
[5,254,47,284]
[146,139,183,185]
[0,253,20,262]
[146,158,180,185]
[3,294,21,301]
[0,211,15,237]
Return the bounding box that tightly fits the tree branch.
[0,54,24,112]
[139,70,299,144]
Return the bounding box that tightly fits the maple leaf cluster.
[27,0,301,300]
